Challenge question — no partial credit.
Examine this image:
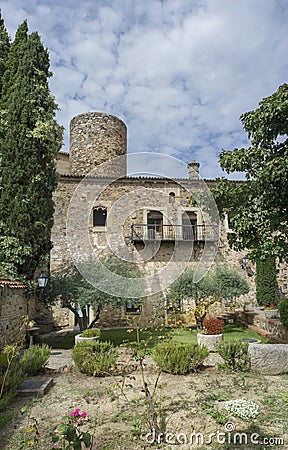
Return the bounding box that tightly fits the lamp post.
[25,270,49,347]
[240,255,254,277]
[241,255,249,269]
[36,270,49,289]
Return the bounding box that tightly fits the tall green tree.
[213,84,288,262]
[0,10,10,95]
[0,20,63,279]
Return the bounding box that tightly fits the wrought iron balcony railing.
[131,224,219,242]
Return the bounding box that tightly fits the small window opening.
[125,301,142,314]
[169,192,175,203]
[93,207,107,227]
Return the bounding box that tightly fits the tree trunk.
[88,305,101,328]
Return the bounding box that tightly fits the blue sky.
[1,0,287,179]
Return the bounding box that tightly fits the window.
[182,211,197,240]
[166,298,183,313]
[147,210,163,239]
[169,192,175,203]
[93,207,107,227]
[125,301,142,314]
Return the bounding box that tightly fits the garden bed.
[1,365,288,449]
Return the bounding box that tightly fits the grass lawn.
[39,323,268,350]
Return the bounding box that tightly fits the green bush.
[278,298,288,330]
[0,346,24,410]
[21,344,51,376]
[72,341,118,376]
[153,341,209,375]
[217,340,250,372]
[79,328,101,338]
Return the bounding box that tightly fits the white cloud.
[1,0,287,178]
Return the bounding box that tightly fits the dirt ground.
[1,363,288,450]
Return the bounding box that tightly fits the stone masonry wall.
[0,281,34,349]
[69,112,127,177]
[50,174,232,327]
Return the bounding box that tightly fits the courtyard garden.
[36,324,269,350]
[1,319,288,450]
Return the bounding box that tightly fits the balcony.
[131,224,219,242]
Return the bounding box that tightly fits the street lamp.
[36,270,49,289]
[241,255,249,269]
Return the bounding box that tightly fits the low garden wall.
[237,310,288,343]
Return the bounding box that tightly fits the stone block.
[248,343,288,375]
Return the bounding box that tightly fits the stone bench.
[248,343,288,375]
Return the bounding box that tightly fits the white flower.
[223,399,259,421]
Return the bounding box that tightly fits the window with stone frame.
[125,300,142,314]
[93,207,107,227]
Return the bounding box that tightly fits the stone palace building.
[50,112,288,328]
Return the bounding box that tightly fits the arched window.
[147,210,163,239]
[169,192,175,203]
[93,207,107,227]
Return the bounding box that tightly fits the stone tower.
[69,112,127,177]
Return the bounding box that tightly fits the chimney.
[188,160,200,180]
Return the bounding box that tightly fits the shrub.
[217,340,250,372]
[0,346,24,410]
[21,344,51,376]
[278,298,288,330]
[153,341,209,374]
[72,341,118,376]
[79,328,101,338]
[255,256,278,307]
[203,318,224,335]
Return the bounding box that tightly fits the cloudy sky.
[1,0,287,179]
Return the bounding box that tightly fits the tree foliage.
[167,265,249,328]
[0,19,63,279]
[0,11,10,95]
[45,256,144,330]
[214,84,288,261]
[255,255,278,307]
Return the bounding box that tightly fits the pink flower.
[69,408,81,417]
[81,412,87,418]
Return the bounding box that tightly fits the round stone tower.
[69,112,127,177]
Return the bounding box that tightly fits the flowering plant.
[50,408,92,449]
[264,304,277,310]
[203,318,224,335]
[223,398,259,421]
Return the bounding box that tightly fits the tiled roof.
[0,279,27,289]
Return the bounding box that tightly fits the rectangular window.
[93,207,107,227]
[166,298,183,313]
[125,301,142,314]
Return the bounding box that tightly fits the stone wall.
[0,280,33,349]
[57,151,69,175]
[237,310,288,343]
[49,111,288,329]
[69,112,127,177]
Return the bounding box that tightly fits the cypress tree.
[255,256,278,307]
[0,10,10,95]
[0,20,63,279]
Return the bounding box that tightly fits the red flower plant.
[203,318,224,335]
